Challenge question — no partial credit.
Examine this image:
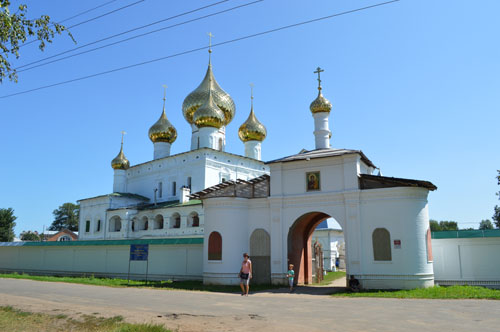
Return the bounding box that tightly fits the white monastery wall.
[358,187,434,289]
[432,237,500,287]
[0,243,203,280]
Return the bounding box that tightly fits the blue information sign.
[130,244,149,261]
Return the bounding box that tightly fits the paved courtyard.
[0,278,498,332]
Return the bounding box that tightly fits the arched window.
[58,235,72,242]
[154,215,164,229]
[138,216,149,230]
[218,138,223,151]
[188,212,199,227]
[109,216,122,232]
[131,217,137,232]
[96,219,101,232]
[170,213,181,229]
[372,228,391,261]
[85,220,91,233]
[208,231,222,260]
[426,228,433,262]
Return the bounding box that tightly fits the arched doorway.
[288,212,345,285]
[250,229,271,284]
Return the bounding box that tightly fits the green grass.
[0,306,171,332]
[316,271,346,285]
[331,285,500,299]
[0,272,280,293]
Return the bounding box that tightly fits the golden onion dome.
[310,67,332,114]
[238,105,266,142]
[111,143,130,170]
[148,96,177,144]
[182,63,235,126]
[310,89,332,114]
[193,88,225,129]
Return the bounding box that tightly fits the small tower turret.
[238,84,266,160]
[310,67,332,149]
[111,131,130,193]
[148,86,177,159]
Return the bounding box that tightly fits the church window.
[208,231,222,260]
[187,177,192,190]
[85,220,90,233]
[158,182,163,198]
[140,216,148,231]
[170,213,181,229]
[172,181,177,196]
[109,216,122,232]
[372,228,391,261]
[96,219,101,232]
[426,228,433,262]
[197,137,200,149]
[218,138,223,151]
[154,215,164,229]
[189,212,199,227]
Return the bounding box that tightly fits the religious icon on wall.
[306,171,320,191]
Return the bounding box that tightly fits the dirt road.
[0,278,498,332]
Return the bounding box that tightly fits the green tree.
[0,207,16,241]
[20,230,40,241]
[49,203,79,231]
[0,0,74,83]
[439,221,458,231]
[429,219,441,231]
[479,219,494,230]
[493,171,500,229]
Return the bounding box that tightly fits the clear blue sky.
[1,0,499,235]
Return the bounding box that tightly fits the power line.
[15,0,233,72]
[1,0,400,99]
[10,0,146,52]
[57,0,122,24]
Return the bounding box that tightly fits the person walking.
[239,253,252,296]
[287,264,295,292]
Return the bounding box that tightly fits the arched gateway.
[194,148,437,290]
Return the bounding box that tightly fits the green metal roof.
[0,237,203,247]
[432,229,500,239]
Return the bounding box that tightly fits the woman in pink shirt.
[239,253,252,296]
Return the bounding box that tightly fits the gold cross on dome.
[120,131,127,145]
[314,67,324,88]
[249,83,254,100]
[207,32,214,51]
[162,84,167,101]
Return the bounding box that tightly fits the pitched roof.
[190,175,270,200]
[266,148,376,168]
[78,192,150,203]
[359,174,437,191]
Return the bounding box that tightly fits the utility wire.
[11,0,146,52]
[15,0,232,71]
[57,0,121,24]
[1,0,400,99]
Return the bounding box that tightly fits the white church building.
[77,48,437,290]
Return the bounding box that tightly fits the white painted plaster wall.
[432,237,500,287]
[0,244,203,280]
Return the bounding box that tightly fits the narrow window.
[197,137,200,149]
[175,216,180,228]
[97,220,101,232]
[158,182,163,198]
[192,215,199,227]
[218,138,223,151]
[372,228,392,261]
[208,231,222,260]
[172,181,176,196]
[187,177,192,190]
[85,220,90,233]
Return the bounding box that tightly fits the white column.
[198,127,219,150]
[190,123,199,150]
[153,142,171,159]
[313,112,331,149]
[113,169,127,192]
[244,140,262,160]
